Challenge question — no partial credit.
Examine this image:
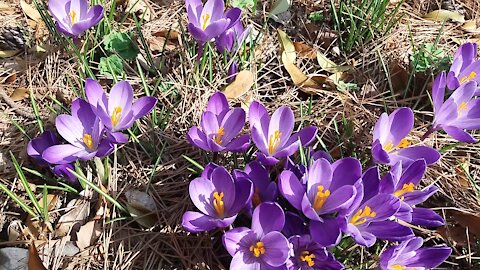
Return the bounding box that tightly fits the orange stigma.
[300,251,316,267]
[350,206,377,226]
[82,133,94,150]
[212,127,225,145]
[268,130,282,155]
[213,191,225,218]
[111,106,122,127]
[313,185,330,211]
[249,241,265,257]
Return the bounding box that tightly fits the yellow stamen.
[212,127,225,145]
[201,13,211,30]
[82,133,94,150]
[252,188,262,207]
[394,183,415,200]
[300,251,316,267]
[313,185,330,211]
[69,10,77,25]
[383,138,410,153]
[391,265,414,270]
[458,101,468,114]
[213,191,225,218]
[459,71,477,84]
[111,106,122,127]
[268,130,282,155]
[350,206,377,226]
[249,241,265,257]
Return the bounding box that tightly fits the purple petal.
[282,212,308,238]
[394,146,441,166]
[42,144,82,164]
[223,227,252,256]
[206,92,229,115]
[330,157,362,190]
[433,72,447,112]
[365,221,413,242]
[131,96,157,121]
[229,177,253,215]
[52,164,77,184]
[96,138,114,157]
[359,194,400,222]
[344,222,376,247]
[251,202,285,237]
[268,106,294,151]
[373,112,390,143]
[27,130,57,163]
[107,132,129,144]
[201,0,224,22]
[200,111,220,137]
[397,159,426,188]
[319,185,356,215]
[182,211,220,232]
[309,218,343,247]
[278,170,304,210]
[450,80,476,105]
[189,176,216,216]
[388,107,414,145]
[230,251,260,270]
[284,126,318,148]
[261,231,290,266]
[211,166,236,213]
[443,125,477,143]
[410,207,445,227]
[187,126,211,151]
[406,247,451,269]
[372,139,390,164]
[225,134,250,152]
[55,114,84,147]
[362,166,380,203]
[48,0,68,23]
[224,8,241,29]
[85,78,105,110]
[255,152,279,166]
[403,185,438,205]
[220,108,246,143]
[108,81,133,120]
[71,6,104,35]
[306,158,333,193]
[203,19,230,40]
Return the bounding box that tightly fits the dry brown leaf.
[317,52,351,73]
[282,52,324,91]
[423,10,465,23]
[0,1,15,15]
[55,196,90,237]
[76,220,101,251]
[455,158,471,188]
[450,210,480,237]
[10,87,29,102]
[224,70,254,100]
[293,42,317,59]
[126,0,154,21]
[28,242,47,270]
[2,72,16,83]
[20,0,42,22]
[462,20,480,33]
[277,29,296,63]
[125,190,157,228]
[148,37,177,52]
[153,29,180,40]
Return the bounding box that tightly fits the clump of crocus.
[185,0,240,45]
[222,202,289,269]
[447,42,480,92]
[187,91,250,152]
[249,101,317,166]
[48,0,104,37]
[372,107,440,166]
[42,99,113,164]
[182,166,253,232]
[27,130,76,184]
[430,72,480,143]
[380,160,444,228]
[85,79,157,143]
[279,158,361,246]
[287,235,344,270]
[379,237,451,270]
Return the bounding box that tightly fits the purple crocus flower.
[279,158,361,246]
[223,202,290,270]
[48,0,104,37]
[430,72,480,143]
[42,98,113,164]
[185,0,240,44]
[372,107,440,166]
[187,91,250,152]
[380,160,444,228]
[27,130,77,184]
[216,19,250,53]
[249,101,317,166]
[379,237,451,270]
[85,79,157,144]
[287,235,344,270]
[341,175,414,247]
[447,42,480,92]
[182,166,253,232]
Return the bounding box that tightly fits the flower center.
[350,206,377,226]
[201,13,211,30]
[394,183,415,200]
[82,133,94,150]
[268,130,282,155]
[300,251,316,267]
[391,265,412,270]
[383,138,409,153]
[249,241,265,258]
[313,185,330,211]
[252,188,262,207]
[459,71,477,84]
[69,10,77,25]
[212,127,225,145]
[111,106,123,127]
[213,191,225,218]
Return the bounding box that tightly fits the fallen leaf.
[462,20,480,33]
[277,29,296,63]
[152,29,180,40]
[455,158,471,188]
[125,190,157,228]
[10,87,29,102]
[269,0,291,17]
[423,10,465,23]
[282,51,324,90]
[20,0,42,22]
[28,242,47,270]
[2,72,16,83]
[55,193,91,237]
[317,52,351,73]
[0,1,15,15]
[223,70,254,99]
[293,42,317,59]
[126,0,154,21]
[0,50,19,58]
[76,220,101,251]
[450,210,480,237]
[148,36,178,52]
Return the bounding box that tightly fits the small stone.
[0,247,28,270]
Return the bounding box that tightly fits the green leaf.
[308,11,324,22]
[231,0,255,9]
[99,55,123,77]
[103,32,139,59]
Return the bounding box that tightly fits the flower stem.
[421,127,435,141]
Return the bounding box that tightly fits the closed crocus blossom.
[242,161,277,207]
[279,158,361,247]
[372,107,440,166]
[187,92,250,152]
[85,79,157,143]
[287,235,344,270]
[48,0,103,37]
[379,237,451,270]
[182,166,253,232]
[42,99,113,164]
[380,161,444,228]
[186,0,240,43]
[447,42,480,92]
[215,20,249,53]
[249,101,317,166]
[430,72,480,143]
[222,202,290,270]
